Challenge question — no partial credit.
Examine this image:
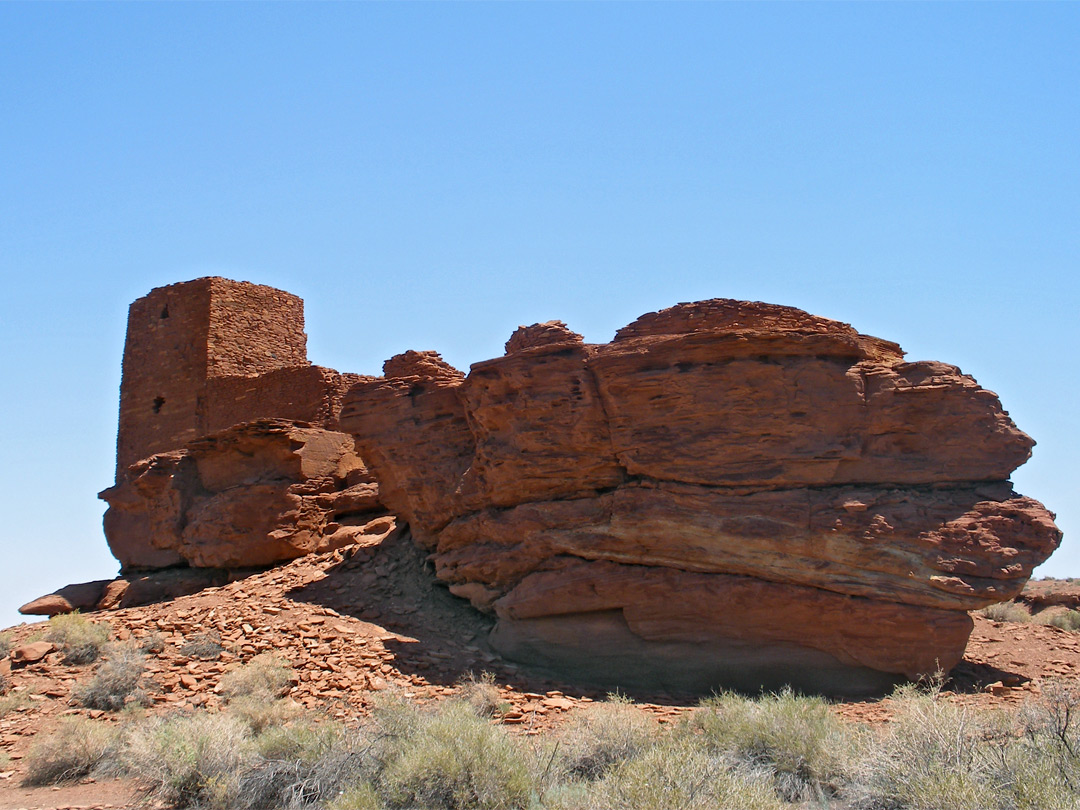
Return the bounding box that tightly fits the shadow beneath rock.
[287,528,699,705]
[947,659,1030,694]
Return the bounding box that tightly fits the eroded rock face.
[340,299,1061,695]
[100,419,396,570]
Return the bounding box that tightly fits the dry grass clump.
[552,694,658,782]
[547,737,784,810]
[179,631,224,660]
[45,612,110,665]
[0,630,12,659]
[220,653,300,733]
[0,690,29,718]
[1036,608,1080,632]
[458,670,509,717]
[220,653,294,700]
[980,601,1032,624]
[686,688,852,802]
[123,711,253,808]
[74,641,149,711]
[380,699,534,810]
[22,716,121,786]
[844,678,1080,810]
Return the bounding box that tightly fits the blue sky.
[1,3,1076,629]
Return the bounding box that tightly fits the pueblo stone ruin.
[87,278,1061,695]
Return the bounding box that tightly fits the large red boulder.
[100,419,395,570]
[340,300,1061,695]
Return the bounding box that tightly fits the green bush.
[980,601,1032,623]
[23,716,120,785]
[45,613,110,665]
[382,700,534,810]
[687,688,852,801]
[74,641,148,711]
[122,711,253,808]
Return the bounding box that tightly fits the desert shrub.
[0,672,8,696]
[845,686,1000,810]
[179,631,224,660]
[459,670,508,718]
[219,653,299,734]
[228,693,303,734]
[220,653,293,701]
[234,723,372,810]
[23,716,120,785]
[981,601,1032,624]
[552,737,784,810]
[122,711,253,808]
[0,691,29,717]
[0,630,11,658]
[687,688,852,802]
[553,694,658,781]
[381,699,534,810]
[254,719,344,762]
[140,631,166,654]
[1036,609,1080,632]
[326,782,381,810]
[74,641,148,711]
[45,613,110,665]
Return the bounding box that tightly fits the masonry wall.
[204,367,372,435]
[115,278,313,476]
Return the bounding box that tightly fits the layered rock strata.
[100,420,396,570]
[340,300,1061,695]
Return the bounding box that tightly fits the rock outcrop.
[340,300,1062,695]
[100,420,396,571]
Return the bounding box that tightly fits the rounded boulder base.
[490,611,907,699]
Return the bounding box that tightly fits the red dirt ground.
[3,533,1077,809]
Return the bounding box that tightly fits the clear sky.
[1,3,1076,630]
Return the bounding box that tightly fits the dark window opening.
[160,305,170,319]
[152,396,165,413]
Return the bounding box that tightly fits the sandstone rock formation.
[341,299,1062,695]
[98,278,391,574]
[100,420,395,570]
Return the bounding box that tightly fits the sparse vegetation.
[1036,608,1080,631]
[179,631,224,660]
[220,653,294,701]
[0,690,30,717]
[980,600,1032,623]
[687,687,853,802]
[459,670,507,718]
[17,679,1080,809]
[0,630,12,658]
[23,716,121,785]
[74,641,149,711]
[553,693,658,782]
[45,612,110,665]
[123,711,253,807]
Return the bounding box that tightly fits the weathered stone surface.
[18,580,113,616]
[342,299,1061,693]
[10,642,55,666]
[100,419,393,570]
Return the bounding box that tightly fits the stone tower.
[115,278,309,475]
